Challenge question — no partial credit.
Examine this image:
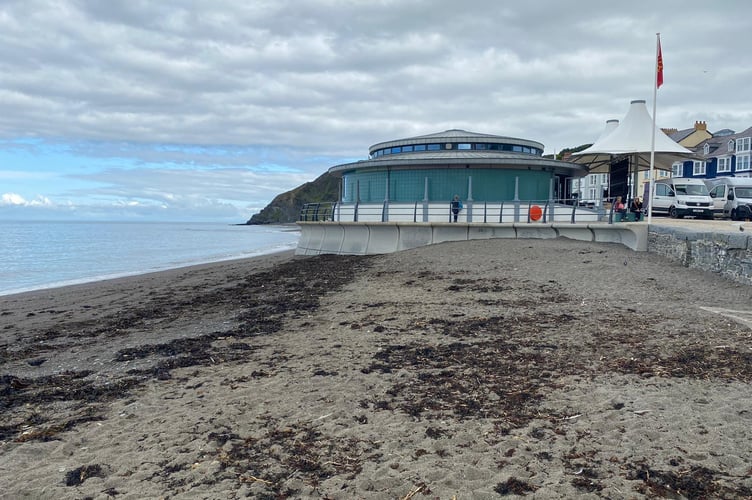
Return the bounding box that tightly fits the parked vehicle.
[704,177,752,220]
[651,178,713,219]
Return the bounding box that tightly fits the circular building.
[329,129,588,207]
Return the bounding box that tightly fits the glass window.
[487,144,499,150]
[672,162,684,177]
[475,143,487,150]
[703,144,709,155]
[737,154,751,171]
[427,144,441,151]
[736,137,751,153]
[402,145,413,152]
[391,147,401,154]
[414,144,426,151]
[718,157,731,173]
[512,145,523,152]
[457,143,471,150]
[693,161,706,175]
[728,140,735,152]
[383,148,391,155]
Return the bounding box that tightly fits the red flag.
[656,38,664,89]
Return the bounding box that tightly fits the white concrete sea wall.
[296,222,649,255]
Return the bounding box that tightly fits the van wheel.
[731,209,738,221]
[669,206,680,218]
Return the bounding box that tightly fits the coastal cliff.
[246,171,339,225]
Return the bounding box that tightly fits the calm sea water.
[0,221,300,296]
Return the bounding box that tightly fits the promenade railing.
[299,199,627,224]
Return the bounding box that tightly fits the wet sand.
[1,239,751,499]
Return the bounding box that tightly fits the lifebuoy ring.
[530,205,543,221]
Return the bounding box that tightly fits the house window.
[737,154,751,171]
[672,162,684,177]
[728,139,735,152]
[589,175,596,185]
[718,157,731,173]
[703,144,710,155]
[693,161,706,176]
[736,137,751,153]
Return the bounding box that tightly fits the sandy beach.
[1,238,752,499]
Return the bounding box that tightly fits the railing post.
[571,199,577,224]
[499,201,504,223]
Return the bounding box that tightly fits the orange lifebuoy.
[529,205,542,221]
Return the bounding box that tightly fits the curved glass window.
[370,142,543,157]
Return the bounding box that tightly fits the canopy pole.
[647,33,661,224]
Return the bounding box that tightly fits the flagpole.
[647,33,661,224]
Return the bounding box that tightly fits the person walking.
[451,195,463,222]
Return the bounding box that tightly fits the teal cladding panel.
[341,168,553,202]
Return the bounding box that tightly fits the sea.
[0,221,300,296]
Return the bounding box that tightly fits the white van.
[651,178,713,219]
[705,177,752,220]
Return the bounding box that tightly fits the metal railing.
[298,199,634,224]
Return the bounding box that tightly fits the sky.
[2,0,752,222]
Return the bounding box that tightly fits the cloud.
[1,193,52,206]
[1,1,752,220]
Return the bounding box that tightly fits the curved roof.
[368,128,544,155]
[330,149,588,177]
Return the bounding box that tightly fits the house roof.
[693,126,752,158]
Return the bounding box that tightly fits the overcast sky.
[2,0,751,222]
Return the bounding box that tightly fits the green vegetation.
[246,171,340,224]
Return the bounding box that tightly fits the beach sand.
[1,239,751,499]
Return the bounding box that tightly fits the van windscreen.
[675,184,709,196]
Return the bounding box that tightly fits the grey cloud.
[1,0,752,215]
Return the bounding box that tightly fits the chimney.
[694,120,707,131]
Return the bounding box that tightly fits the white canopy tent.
[571,99,696,174]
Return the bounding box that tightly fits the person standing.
[451,194,463,222]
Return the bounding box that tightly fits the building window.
[703,144,710,155]
[672,162,684,177]
[414,144,426,151]
[589,175,596,186]
[736,137,751,153]
[402,145,413,152]
[718,157,731,173]
[427,144,441,151]
[737,154,751,171]
[693,161,706,176]
[728,139,735,152]
[457,143,471,150]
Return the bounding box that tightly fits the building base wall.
[296,221,649,256]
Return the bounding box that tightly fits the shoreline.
[0,245,299,299]
[1,238,751,498]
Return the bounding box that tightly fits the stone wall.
[648,225,752,285]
